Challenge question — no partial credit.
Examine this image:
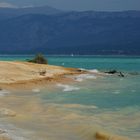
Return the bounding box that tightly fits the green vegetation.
[28,53,48,64]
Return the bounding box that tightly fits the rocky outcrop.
[105,70,125,77]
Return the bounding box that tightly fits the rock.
[75,69,83,72]
[39,69,46,76]
[95,132,110,140]
[105,70,125,77]
[118,72,124,77]
[95,132,129,140]
[0,130,11,140]
[0,108,16,117]
[105,70,118,74]
[0,129,6,134]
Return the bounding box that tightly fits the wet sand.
[0,90,131,140]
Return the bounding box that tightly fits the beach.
[0,56,139,140]
[0,1,139,139]
[0,61,88,90]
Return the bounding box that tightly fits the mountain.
[0,5,63,20]
[0,9,140,55]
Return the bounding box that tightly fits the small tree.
[28,53,48,64]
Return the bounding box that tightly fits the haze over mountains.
[0,6,140,55]
[0,5,63,19]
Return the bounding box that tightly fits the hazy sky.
[0,0,140,11]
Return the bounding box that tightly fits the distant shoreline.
[0,54,140,57]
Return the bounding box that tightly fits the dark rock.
[105,70,125,77]
[105,70,118,74]
[39,70,46,76]
[118,72,125,77]
[75,69,82,72]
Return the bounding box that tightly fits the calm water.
[0,55,140,140]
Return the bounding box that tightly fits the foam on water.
[0,90,10,97]
[32,89,40,93]
[74,74,97,82]
[88,69,99,73]
[131,90,136,93]
[79,68,99,73]
[63,104,98,110]
[57,84,80,92]
[113,90,121,94]
[0,123,30,140]
[47,103,98,110]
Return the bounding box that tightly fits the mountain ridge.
[0,5,63,20]
[0,8,140,55]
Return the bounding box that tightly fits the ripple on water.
[113,90,121,94]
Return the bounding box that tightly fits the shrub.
[28,53,48,64]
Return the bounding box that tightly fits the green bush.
[28,53,48,64]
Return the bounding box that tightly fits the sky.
[0,0,140,11]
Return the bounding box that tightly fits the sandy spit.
[0,61,86,90]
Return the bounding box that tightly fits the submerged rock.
[95,132,129,140]
[0,135,11,140]
[95,132,110,140]
[0,130,11,140]
[0,129,6,134]
[118,72,125,77]
[0,108,16,117]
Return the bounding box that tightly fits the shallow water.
[0,55,140,140]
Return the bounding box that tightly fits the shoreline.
[0,61,133,140]
[0,61,89,90]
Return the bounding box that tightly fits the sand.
[0,61,85,90]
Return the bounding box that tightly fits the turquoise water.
[1,55,140,71]
[0,55,140,140]
[42,77,140,109]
